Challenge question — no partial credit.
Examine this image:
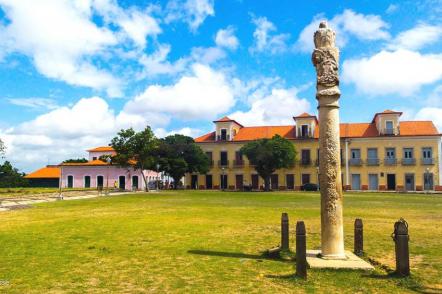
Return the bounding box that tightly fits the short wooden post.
[281,213,289,250]
[296,221,307,279]
[392,218,410,276]
[354,218,363,256]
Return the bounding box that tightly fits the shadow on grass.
[363,271,429,293]
[187,249,292,263]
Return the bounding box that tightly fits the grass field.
[0,187,97,198]
[0,191,441,293]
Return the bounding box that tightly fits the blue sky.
[0,0,441,171]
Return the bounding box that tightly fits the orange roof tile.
[25,166,60,179]
[213,116,244,127]
[87,146,115,152]
[195,121,440,142]
[294,112,316,118]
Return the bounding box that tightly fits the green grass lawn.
[0,187,97,199]
[0,191,441,293]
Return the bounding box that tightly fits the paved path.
[0,191,139,212]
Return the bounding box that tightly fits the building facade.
[186,111,442,192]
[26,146,160,190]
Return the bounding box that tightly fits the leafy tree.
[0,161,28,188]
[63,158,88,163]
[110,127,158,191]
[157,134,210,189]
[240,135,296,191]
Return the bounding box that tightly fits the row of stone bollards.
[278,213,410,279]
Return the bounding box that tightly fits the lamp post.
[156,163,160,190]
[105,157,111,196]
[316,166,320,191]
[425,168,430,194]
[221,167,225,191]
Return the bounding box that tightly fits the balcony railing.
[421,158,435,165]
[218,160,229,167]
[233,159,244,167]
[216,134,230,141]
[300,158,311,166]
[402,158,416,165]
[349,158,362,166]
[366,158,380,166]
[384,158,397,165]
[298,134,313,139]
[381,127,399,136]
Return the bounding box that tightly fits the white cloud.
[296,9,390,52]
[165,0,215,32]
[124,63,235,121]
[138,44,189,78]
[250,16,290,54]
[8,98,58,110]
[190,46,226,64]
[415,107,442,131]
[386,4,399,14]
[342,49,442,96]
[154,127,203,138]
[230,87,311,126]
[215,26,239,50]
[388,23,442,50]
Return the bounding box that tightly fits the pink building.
[26,146,160,190]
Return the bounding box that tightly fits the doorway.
[132,176,139,190]
[387,174,396,190]
[270,174,278,190]
[191,175,198,189]
[97,176,104,188]
[220,174,228,189]
[286,174,295,190]
[67,175,74,188]
[351,174,361,190]
[405,174,415,191]
[119,175,126,190]
[235,174,244,190]
[205,175,213,189]
[424,173,434,190]
[368,174,378,190]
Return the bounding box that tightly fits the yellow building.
[186,110,442,192]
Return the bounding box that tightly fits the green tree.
[110,127,158,191]
[157,134,210,189]
[240,135,296,191]
[0,161,28,188]
[63,158,88,163]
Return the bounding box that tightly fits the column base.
[307,250,374,270]
[319,252,347,260]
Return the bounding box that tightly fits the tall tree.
[0,161,28,188]
[110,127,158,191]
[240,135,296,191]
[157,134,210,189]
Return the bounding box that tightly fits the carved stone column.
[312,21,345,259]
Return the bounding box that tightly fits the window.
[220,151,228,166]
[220,129,227,141]
[235,151,243,166]
[386,121,393,130]
[386,148,396,158]
[84,176,91,188]
[92,157,97,160]
[403,148,413,159]
[301,125,309,137]
[301,150,311,165]
[367,148,378,159]
[422,147,432,159]
[351,149,361,159]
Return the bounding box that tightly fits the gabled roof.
[24,166,60,179]
[87,146,115,152]
[213,116,244,127]
[372,109,403,122]
[195,121,440,143]
[293,112,318,123]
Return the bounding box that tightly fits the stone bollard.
[296,221,307,279]
[354,218,363,256]
[281,213,289,251]
[391,218,410,276]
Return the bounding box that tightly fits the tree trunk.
[264,176,270,191]
[141,172,149,192]
[173,176,181,189]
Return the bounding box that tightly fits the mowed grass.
[0,191,441,293]
[0,187,97,199]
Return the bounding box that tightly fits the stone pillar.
[312,21,345,259]
[281,213,289,250]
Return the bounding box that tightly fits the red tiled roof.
[372,109,403,122]
[294,112,316,119]
[87,146,114,152]
[213,116,244,127]
[195,121,440,142]
[25,166,60,179]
